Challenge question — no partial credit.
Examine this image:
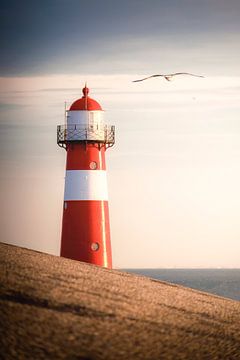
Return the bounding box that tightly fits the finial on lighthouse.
[82,83,89,97]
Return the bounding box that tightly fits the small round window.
[90,161,97,170]
[91,242,99,251]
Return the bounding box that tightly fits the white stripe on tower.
[64,170,108,201]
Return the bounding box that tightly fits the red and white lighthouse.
[57,86,115,268]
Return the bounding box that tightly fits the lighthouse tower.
[57,86,115,268]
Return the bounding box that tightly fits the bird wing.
[167,72,204,78]
[132,74,165,82]
[132,72,204,82]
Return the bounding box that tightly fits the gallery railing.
[57,124,115,148]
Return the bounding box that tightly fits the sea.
[123,269,240,301]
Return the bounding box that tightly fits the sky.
[1,0,240,268]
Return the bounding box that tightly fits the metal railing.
[57,124,115,147]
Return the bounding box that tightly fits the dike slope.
[1,242,240,360]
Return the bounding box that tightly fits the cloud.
[1,0,240,75]
[0,103,27,111]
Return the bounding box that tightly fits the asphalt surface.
[1,242,240,360]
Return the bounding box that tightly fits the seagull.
[132,72,204,82]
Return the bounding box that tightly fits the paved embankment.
[1,243,240,359]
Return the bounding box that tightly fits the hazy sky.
[1,0,240,268]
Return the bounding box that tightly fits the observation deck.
[57,124,115,149]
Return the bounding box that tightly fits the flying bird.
[132,72,204,82]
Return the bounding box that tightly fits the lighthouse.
[57,86,115,268]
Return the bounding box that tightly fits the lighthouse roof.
[69,86,102,111]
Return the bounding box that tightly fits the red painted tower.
[57,86,115,268]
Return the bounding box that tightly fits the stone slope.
[1,243,240,360]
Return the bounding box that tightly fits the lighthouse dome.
[69,86,102,111]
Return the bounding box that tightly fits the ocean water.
[123,269,240,301]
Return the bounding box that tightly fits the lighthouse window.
[90,161,97,170]
[91,242,99,251]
